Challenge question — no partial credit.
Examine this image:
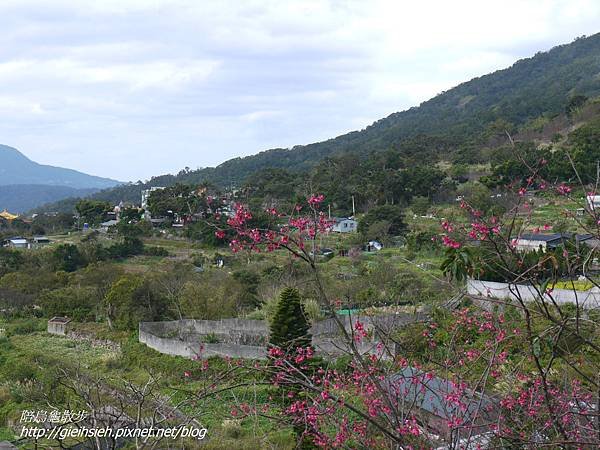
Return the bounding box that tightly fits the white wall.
[514,239,547,252]
[467,279,600,309]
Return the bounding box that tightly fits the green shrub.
[202,333,219,344]
[144,246,170,257]
[2,359,37,382]
[6,319,44,336]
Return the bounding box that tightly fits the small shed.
[387,366,497,440]
[365,240,384,252]
[47,317,72,335]
[99,219,119,232]
[6,237,29,249]
[32,236,50,248]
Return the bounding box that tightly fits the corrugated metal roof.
[387,367,495,421]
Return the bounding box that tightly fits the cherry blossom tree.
[193,152,600,449]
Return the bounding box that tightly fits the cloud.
[0,0,599,180]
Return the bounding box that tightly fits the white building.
[513,233,570,252]
[6,238,29,249]
[513,233,599,253]
[331,218,358,233]
[587,195,600,210]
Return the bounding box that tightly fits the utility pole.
[328,204,331,219]
[351,195,356,217]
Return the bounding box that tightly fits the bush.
[40,286,99,321]
[202,333,219,344]
[180,273,238,319]
[2,359,37,382]
[191,254,206,267]
[108,237,144,258]
[5,319,45,336]
[143,246,170,257]
[302,299,323,323]
[52,244,86,272]
[105,275,168,330]
[359,205,406,237]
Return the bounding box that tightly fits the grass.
[553,279,596,291]
[0,320,296,448]
[525,195,591,231]
[0,427,16,441]
[6,330,119,369]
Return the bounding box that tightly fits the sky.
[1,0,600,182]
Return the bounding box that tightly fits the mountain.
[0,185,99,213]
[0,145,120,189]
[0,144,120,212]
[33,32,600,212]
[200,33,600,184]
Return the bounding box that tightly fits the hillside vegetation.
[0,185,98,213]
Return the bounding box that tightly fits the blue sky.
[1,0,600,181]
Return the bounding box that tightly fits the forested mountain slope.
[0,185,98,213]
[33,32,600,212]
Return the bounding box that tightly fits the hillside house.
[5,237,28,249]
[513,233,571,252]
[216,203,235,218]
[331,217,358,233]
[387,366,497,441]
[514,233,600,253]
[31,236,50,248]
[111,201,124,221]
[2,237,51,249]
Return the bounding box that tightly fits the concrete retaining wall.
[139,313,427,361]
[140,319,268,346]
[139,329,267,359]
[312,313,429,337]
[140,318,268,335]
[467,279,600,309]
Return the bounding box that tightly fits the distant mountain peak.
[0,144,120,189]
[0,144,30,161]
